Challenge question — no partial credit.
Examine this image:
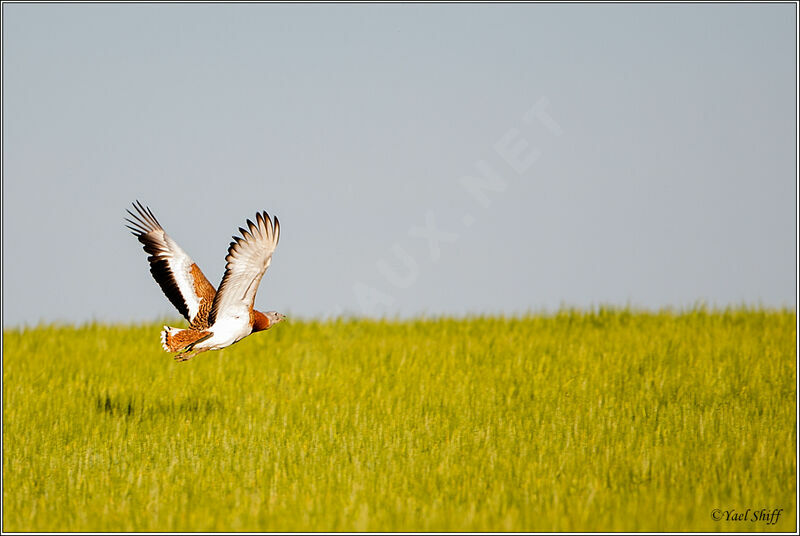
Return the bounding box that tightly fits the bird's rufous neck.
[252,310,271,332]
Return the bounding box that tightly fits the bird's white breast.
[195,315,252,350]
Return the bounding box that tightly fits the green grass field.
[3,308,796,532]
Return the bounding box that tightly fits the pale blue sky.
[2,3,797,326]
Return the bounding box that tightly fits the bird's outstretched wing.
[125,201,217,328]
[208,211,280,327]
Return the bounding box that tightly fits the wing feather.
[208,211,280,327]
[125,201,216,326]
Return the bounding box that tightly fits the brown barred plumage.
[161,328,212,353]
[189,263,217,329]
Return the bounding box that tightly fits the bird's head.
[253,310,286,332]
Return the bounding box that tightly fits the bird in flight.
[125,201,285,362]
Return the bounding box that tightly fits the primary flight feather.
[125,201,285,362]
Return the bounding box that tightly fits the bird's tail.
[161,326,212,353]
